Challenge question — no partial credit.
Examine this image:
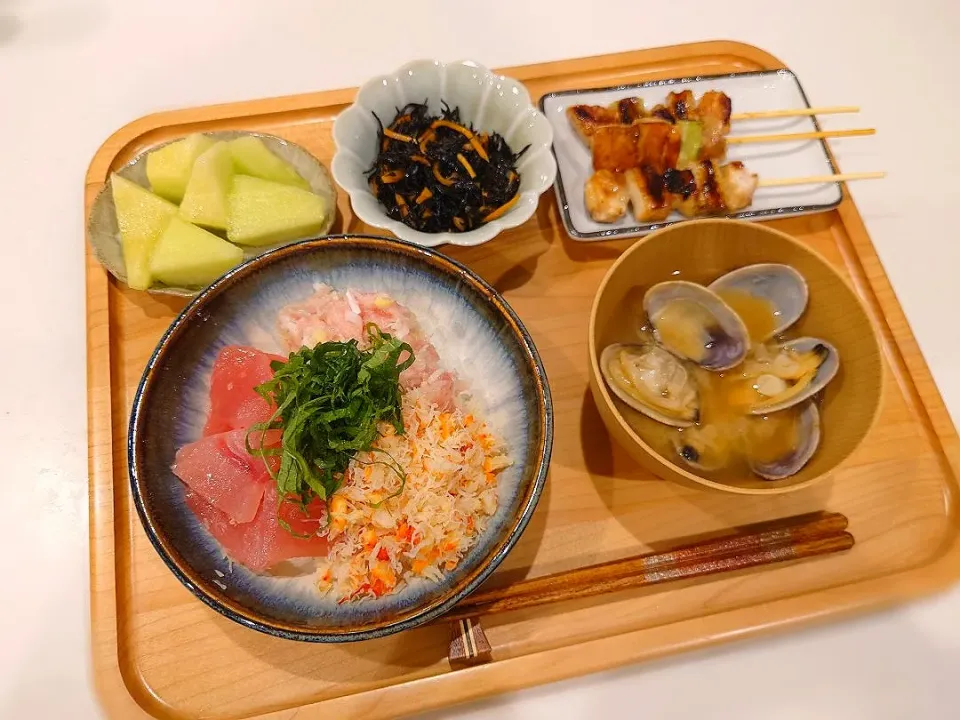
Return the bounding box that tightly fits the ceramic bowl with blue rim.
[128,234,552,642]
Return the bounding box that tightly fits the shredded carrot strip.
[381,169,404,184]
[482,192,519,222]
[456,153,476,178]
[432,163,455,187]
[452,216,466,231]
[384,128,414,143]
[394,193,409,218]
[415,187,433,204]
[468,135,489,161]
[410,154,430,166]
[418,130,436,152]
[431,118,474,138]
[460,132,490,159]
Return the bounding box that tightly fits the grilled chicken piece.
[567,98,645,146]
[584,169,629,222]
[716,161,758,209]
[592,122,682,173]
[591,125,643,172]
[609,97,645,123]
[567,105,620,145]
[637,123,682,171]
[697,91,732,132]
[665,90,697,120]
[675,160,757,217]
[697,91,732,159]
[623,166,673,223]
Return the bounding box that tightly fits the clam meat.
[741,337,839,415]
[600,343,699,427]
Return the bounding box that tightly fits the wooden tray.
[86,41,960,720]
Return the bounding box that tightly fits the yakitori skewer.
[727,128,875,145]
[757,171,886,188]
[730,105,860,120]
[590,123,876,173]
[585,163,885,224]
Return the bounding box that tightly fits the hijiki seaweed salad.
[366,101,529,233]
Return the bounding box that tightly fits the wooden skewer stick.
[758,171,886,188]
[728,128,875,145]
[444,512,852,623]
[731,105,860,120]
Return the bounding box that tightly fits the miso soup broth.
[599,265,835,483]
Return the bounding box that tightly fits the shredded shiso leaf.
[247,324,414,510]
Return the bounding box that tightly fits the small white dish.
[332,59,556,248]
[541,69,843,241]
[87,131,336,297]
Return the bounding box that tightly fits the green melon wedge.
[227,175,328,247]
[228,136,310,189]
[149,217,243,288]
[179,142,234,230]
[146,133,216,203]
[110,174,178,290]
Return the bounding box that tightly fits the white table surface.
[2,1,958,718]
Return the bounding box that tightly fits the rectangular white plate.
[540,69,842,241]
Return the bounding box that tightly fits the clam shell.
[748,337,839,415]
[599,343,699,427]
[643,280,749,371]
[748,402,821,480]
[671,424,728,473]
[86,131,338,298]
[708,263,809,340]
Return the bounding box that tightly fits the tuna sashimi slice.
[186,483,328,573]
[240,485,329,571]
[172,428,279,524]
[203,346,286,436]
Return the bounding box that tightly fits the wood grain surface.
[85,41,960,720]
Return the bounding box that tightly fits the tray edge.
[84,39,960,720]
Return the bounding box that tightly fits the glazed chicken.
[571,89,755,223]
[591,123,681,173]
[586,160,758,224]
[569,89,732,163]
[584,169,630,223]
[565,97,646,146]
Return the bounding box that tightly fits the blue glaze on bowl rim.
[127,234,553,643]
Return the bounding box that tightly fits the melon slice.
[227,175,328,247]
[228,136,310,189]
[146,133,216,203]
[149,217,243,288]
[110,174,178,290]
[179,142,234,230]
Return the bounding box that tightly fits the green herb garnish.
[247,323,415,508]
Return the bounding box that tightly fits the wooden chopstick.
[728,128,875,145]
[731,106,860,120]
[758,171,886,188]
[443,513,852,623]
